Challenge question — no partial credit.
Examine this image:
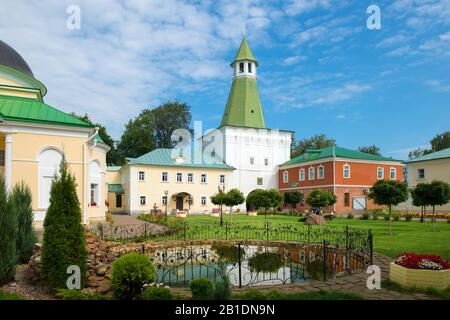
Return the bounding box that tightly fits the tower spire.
[220,37,266,129]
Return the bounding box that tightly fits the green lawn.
[185,214,450,259]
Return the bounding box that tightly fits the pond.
[146,242,364,287]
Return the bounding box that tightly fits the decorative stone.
[304,214,326,225]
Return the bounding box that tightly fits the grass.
[185,214,450,259]
[0,289,23,300]
[232,289,364,300]
[382,279,450,300]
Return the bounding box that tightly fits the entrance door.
[176,196,184,210]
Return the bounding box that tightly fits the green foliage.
[140,286,174,300]
[306,189,337,211]
[371,209,383,220]
[358,145,381,155]
[246,189,283,212]
[11,182,37,264]
[382,279,450,300]
[411,183,428,207]
[248,252,283,273]
[408,131,450,159]
[360,211,370,220]
[211,245,243,264]
[347,213,354,219]
[0,289,23,300]
[0,175,17,285]
[190,278,214,300]
[223,188,245,213]
[117,101,191,159]
[307,259,333,280]
[404,213,413,222]
[41,157,87,289]
[284,191,304,214]
[291,133,336,158]
[210,190,228,207]
[212,276,231,300]
[70,113,124,165]
[111,253,156,300]
[56,289,113,300]
[368,180,409,207]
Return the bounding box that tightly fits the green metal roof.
[108,184,124,193]
[107,166,122,172]
[405,147,450,163]
[0,95,93,128]
[220,77,265,129]
[93,133,105,144]
[232,36,258,65]
[280,146,402,167]
[127,148,234,169]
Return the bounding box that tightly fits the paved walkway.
[110,214,147,226]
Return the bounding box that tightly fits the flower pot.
[390,262,450,290]
[248,211,257,216]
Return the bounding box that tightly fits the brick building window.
[344,193,350,207]
[317,165,324,179]
[390,168,397,180]
[308,167,315,180]
[343,164,350,178]
[377,167,384,180]
[299,168,305,181]
[283,171,289,183]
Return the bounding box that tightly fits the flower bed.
[390,253,450,289]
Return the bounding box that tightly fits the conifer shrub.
[111,253,156,300]
[190,278,214,300]
[0,175,17,285]
[41,157,87,289]
[11,182,37,263]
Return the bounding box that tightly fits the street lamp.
[164,190,169,217]
[218,185,225,226]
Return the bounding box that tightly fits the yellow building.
[398,148,450,212]
[0,40,109,228]
[106,149,234,214]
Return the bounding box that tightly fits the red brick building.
[278,146,404,215]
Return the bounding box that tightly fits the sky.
[0,0,449,160]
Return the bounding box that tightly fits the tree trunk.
[432,205,435,231]
[389,204,392,236]
[220,204,223,227]
[420,206,424,223]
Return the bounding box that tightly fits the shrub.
[297,215,307,222]
[140,286,174,300]
[347,213,354,219]
[11,182,37,264]
[0,175,17,285]
[41,157,87,289]
[212,276,231,300]
[360,211,370,220]
[404,213,413,222]
[372,209,383,220]
[55,289,112,300]
[111,253,156,300]
[248,252,283,273]
[190,278,214,300]
[447,216,450,224]
[392,211,401,221]
[307,259,333,280]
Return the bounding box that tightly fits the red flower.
[394,253,450,270]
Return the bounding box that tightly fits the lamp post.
[164,190,169,217]
[218,185,225,226]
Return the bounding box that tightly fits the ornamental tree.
[210,188,227,226]
[423,180,450,231]
[410,183,428,223]
[42,156,87,289]
[306,190,337,214]
[368,180,409,235]
[284,191,304,215]
[223,188,245,214]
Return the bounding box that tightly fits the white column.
[4,133,12,191]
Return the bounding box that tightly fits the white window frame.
[187,173,194,183]
[417,168,425,179]
[140,196,146,206]
[308,167,315,180]
[176,172,183,182]
[219,174,225,184]
[161,172,168,182]
[343,164,351,179]
[390,167,397,180]
[162,196,167,205]
[138,171,145,181]
[317,165,324,179]
[377,167,384,180]
[90,183,99,206]
[201,174,207,183]
[283,171,289,183]
[201,196,207,206]
[299,168,305,181]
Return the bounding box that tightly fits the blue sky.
[1,0,449,159]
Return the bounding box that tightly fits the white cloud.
[284,0,331,16]
[282,55,307,65]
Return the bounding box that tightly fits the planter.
[176,211,187,218]
[210,212,220,217]
[390,262,450,290]
[248,211,258,216]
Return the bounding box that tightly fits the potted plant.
[390,253,450,289]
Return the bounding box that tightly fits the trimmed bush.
[111,253,156,300]
[11,182,37,264]
[0,175,17,285]
[347,213,354,219]
[41,157,87,289]
[372,209,383,220]
[360,212,370,220]
[212,276,231,300]
[140,286,174,300]
[404,213,413,222]
[190,278,214,300]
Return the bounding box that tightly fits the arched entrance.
[245,189,263,212]
[171,192,193,211]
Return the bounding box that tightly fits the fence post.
[184,222,187,242]
[225,221,228,240]
[368,229,373,266]
[307,224,311,244]
[100,223,104,240]
[266,221,269,243]
[141,244,145,255]
[144,223,147,242]
[323,239,327,281]
[238,242,242,288]
[345,225,349,274]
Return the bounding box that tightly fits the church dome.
[0,40,34,77]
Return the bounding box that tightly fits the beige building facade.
[0,41,109,228]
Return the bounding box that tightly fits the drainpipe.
[332,146,336,213]
[83,127,99,225]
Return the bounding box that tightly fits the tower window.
[239,62,244,73]
[248,62,252,73]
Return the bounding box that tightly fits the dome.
[0,40,34,77]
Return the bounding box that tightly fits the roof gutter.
[83,127,99,225]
